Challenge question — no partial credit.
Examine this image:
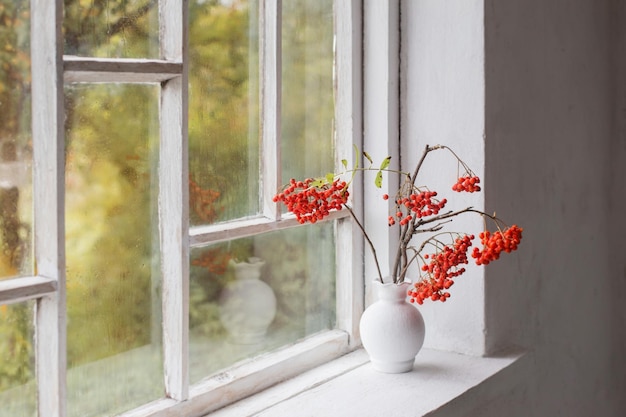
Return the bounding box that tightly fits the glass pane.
[189,222,336,382]
[188,0,260,225]
[63,0,159,58]
[65,84,162,416]
[281,0,335,184]
[0,302,36,417]
[0,0,33,280]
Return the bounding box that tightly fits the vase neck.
[232,262,264,280]
[374,281,410,303]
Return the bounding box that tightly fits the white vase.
[359,280,425,373]
[219,258,277,344]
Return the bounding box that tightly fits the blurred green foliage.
[0,1,335,413]
[64,82,159,367]
[0,0,34,402]
[188,0,259,223]
[63,0,159,58]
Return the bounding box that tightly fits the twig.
[343,204,384,283]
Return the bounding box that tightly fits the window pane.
[188,0,260,225]
[0,302,36,417]
[0,0,33,280]
[281,0,335,184]
[64,84,162,416]
[63,0,159,58]
[189,222,336,382]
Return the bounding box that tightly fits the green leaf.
[379,156,391,170]
[310,179,325,188]
[353,144,360,169]
[363,151,373,164]
[326,172,335,183]
[341,159,348,169]
[375,170,383,188]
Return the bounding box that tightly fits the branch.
[107,0,157,38]
[343,204,384,284]
[393,144,438,280]
[410,221,449,234]
[415,207,498,227]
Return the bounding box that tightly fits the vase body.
[219,258,276,344]
[359,280,425,373]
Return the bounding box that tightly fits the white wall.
[403,0,626,415]
[401,0,487,356]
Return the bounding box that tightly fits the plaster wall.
[403,0,626,415]
[483,0,624,415]
[609,0,626,413]
[401,0,487,356]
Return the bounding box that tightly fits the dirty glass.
[64,83,163,416]
[189,222,336,382]
[281,0,335,184]
[0,0,33,280]
[0,302,36,417]
[188,0,260,225]
[63,0,159,58]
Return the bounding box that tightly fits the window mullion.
[334,0,364,345]
[363,0,401,286]
[260,0,282,220]
[0,277,57,304]
[63,56,183,83]
[159,0,189,402]
[31,0,66,416]
[189,211,349,247]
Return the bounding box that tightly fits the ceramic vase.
[359,280,425,373]
[219,257,277,344]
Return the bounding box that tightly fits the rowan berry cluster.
[189,176,222,223]
[192,247,231,275]
[471,225,523,265]
[408,235,473,304]
[273,178,349,224]
[452,175,481,193]
[272,144,523,304]
[387,190,447,226]
[188,178,234,278]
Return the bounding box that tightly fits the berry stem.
[393,144,438,281]
[342,204,385,284]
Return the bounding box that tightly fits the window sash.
[31,0,65,415]
[3,0,364,415]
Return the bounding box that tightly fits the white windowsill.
[208,347,528,417]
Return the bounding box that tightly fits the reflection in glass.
[65,84,162,416]
[0,302,36,417]
[63,0,159,58]
[189,222,336,382]
[0,0,33,280]
[188,0,260,225]
[282,0,335,184]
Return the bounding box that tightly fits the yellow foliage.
[0,251,17,279]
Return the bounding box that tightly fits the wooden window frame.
[0,0,363,416]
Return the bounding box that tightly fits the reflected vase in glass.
[359,279,426,373]
[219,258,277,344]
